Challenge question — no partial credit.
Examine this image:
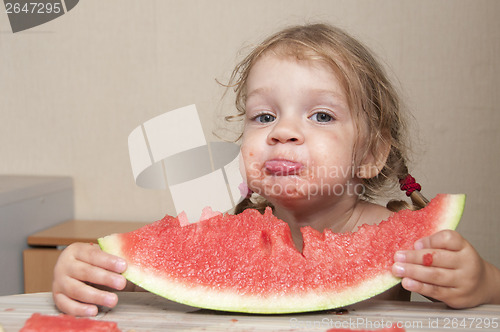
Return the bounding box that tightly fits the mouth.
[264,159,304,176]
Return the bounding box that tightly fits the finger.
[53,292,99,317]
[60,277,119,310]
[69,259,127,291]
[401,277,456,301]
[392,262,457,288]
[394,249,460,269]
[402,278,474,309]
[73,243,127,274]
[414,230,465,251]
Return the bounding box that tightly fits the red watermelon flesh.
[99,194,465,313]
[20,313,121,332]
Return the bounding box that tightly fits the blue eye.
[310,112,334,123]
[255,114,276,123]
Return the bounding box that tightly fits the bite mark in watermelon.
[20,313,121,332]
[99,194,465,314]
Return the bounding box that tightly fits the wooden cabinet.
[0,175,73,296]
[24,220,148,293]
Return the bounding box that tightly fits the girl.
[52,23,500,317]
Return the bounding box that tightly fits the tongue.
[265,160,303,175]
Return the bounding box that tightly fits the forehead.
[246,53,347,103]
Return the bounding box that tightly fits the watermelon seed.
[327,308,349,315]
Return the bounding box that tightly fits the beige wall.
[1,1,499,266]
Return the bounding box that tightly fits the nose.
[266,116,304,145]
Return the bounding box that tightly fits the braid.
[386,159,429,212]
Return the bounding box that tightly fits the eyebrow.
[246,87,348,108]
[309,89,347,103]
[245,87,271,101]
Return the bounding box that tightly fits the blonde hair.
[226,23,426,213]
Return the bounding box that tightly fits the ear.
[357,139,391,179]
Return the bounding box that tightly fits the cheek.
[309,133,355,172]
[240,143,254,160]
[241,131,259,161]
[239,146,260,179]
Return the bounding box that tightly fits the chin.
[256,181,312,206]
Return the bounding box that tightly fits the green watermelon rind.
[98,193,465,314]
[434,193,465,232]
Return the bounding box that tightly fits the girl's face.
[240,54,362,209]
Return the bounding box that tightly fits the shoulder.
[357,201,393,227]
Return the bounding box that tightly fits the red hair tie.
[399,174,421,196]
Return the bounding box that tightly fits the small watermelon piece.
[20,313,121,332]
[423,252,434,266]
[99,194,465,314]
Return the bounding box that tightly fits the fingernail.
[393,263,405,277]
[115,259,126,271]
[113,276,125,289]
[404,278,418,291]
[394,251,406,262]
[85,306,97,316]
[414,240,424,250]
[104,293,117,307]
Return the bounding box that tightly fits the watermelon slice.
[20,313,121,332]
[99,194,465,314]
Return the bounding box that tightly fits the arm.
[392,230,500,308]
[52,242,128,316]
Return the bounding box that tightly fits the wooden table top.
[0,292,499,331]
[27,220,149,246]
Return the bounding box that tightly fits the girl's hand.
[52,242,128,317]
[392,230,500,308]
